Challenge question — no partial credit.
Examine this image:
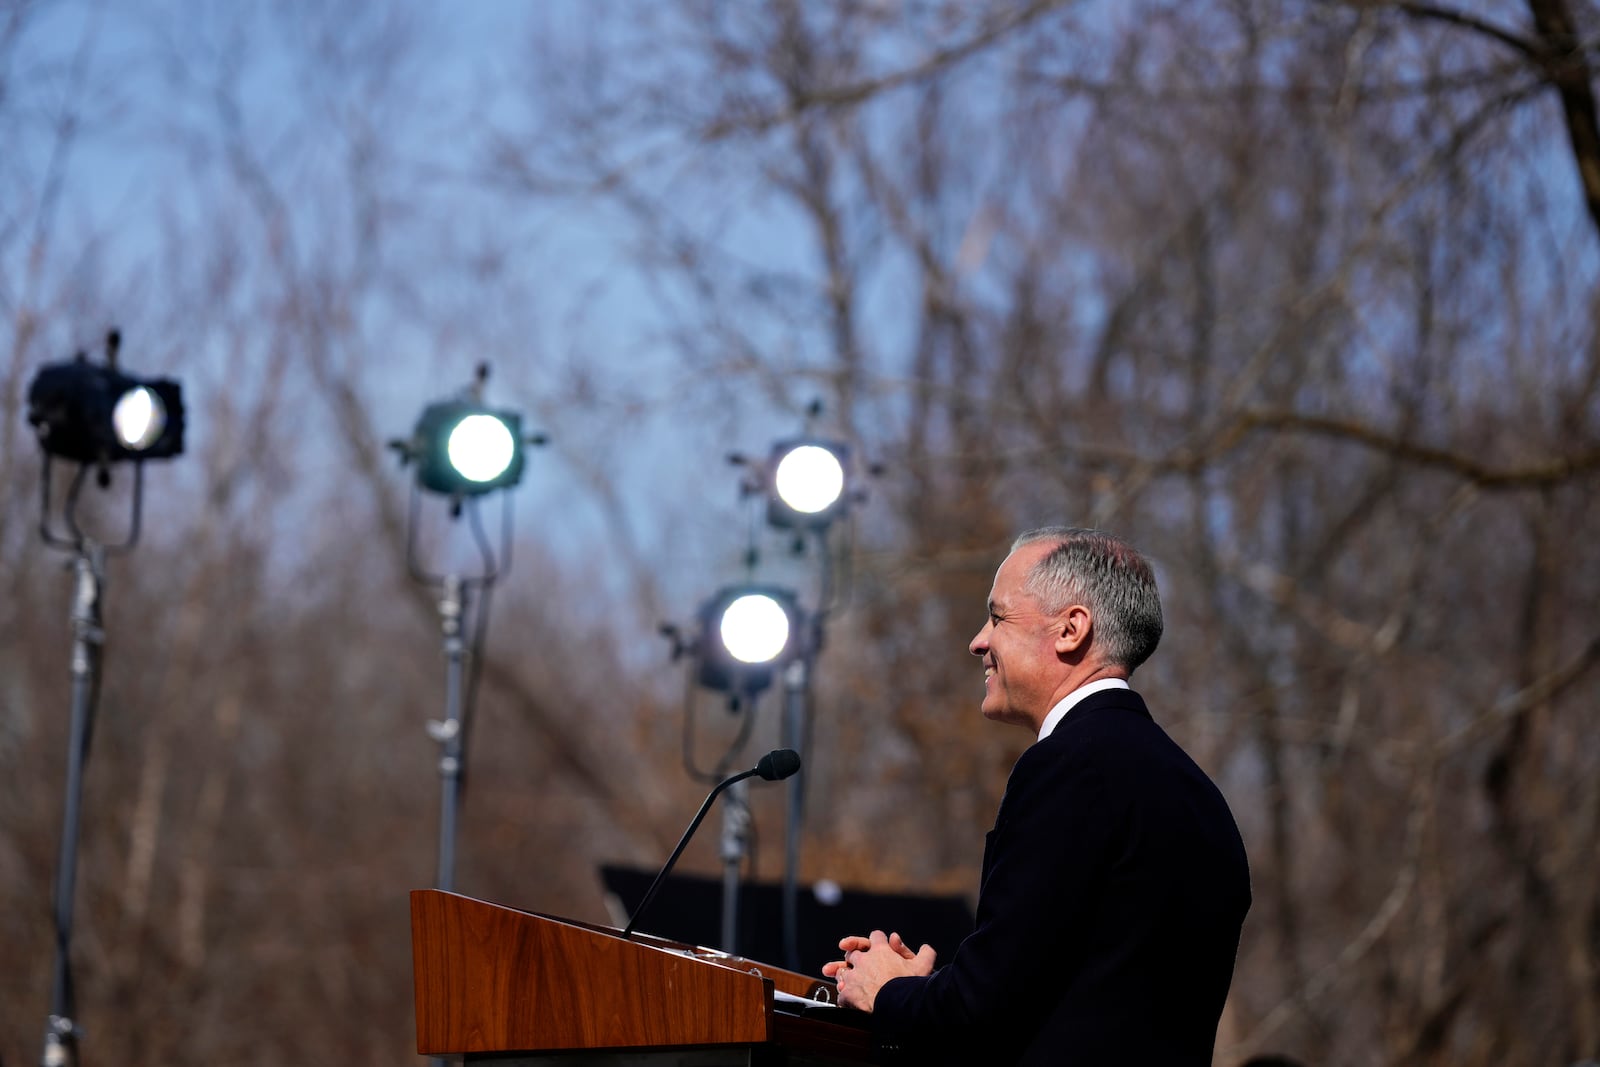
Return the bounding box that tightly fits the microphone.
[622,748,801,940]
[756,748,801,782]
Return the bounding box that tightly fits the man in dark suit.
[823,527,1251,1065]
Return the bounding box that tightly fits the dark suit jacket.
[872,688,1250,1065]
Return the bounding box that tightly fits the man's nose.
[969,623,990,656]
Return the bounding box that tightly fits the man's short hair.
[1011,526,1163,673]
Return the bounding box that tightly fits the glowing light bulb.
[112,387,167,451]
[773,444,845,514]
[720,593,792,664]
[447,414,516,483]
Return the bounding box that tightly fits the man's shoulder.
[1036,687,1159,751]
[1006,690,1148,791]
[1026,688,1212,786]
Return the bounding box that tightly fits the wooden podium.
[411,889,873,1064]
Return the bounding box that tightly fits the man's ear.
[1055,605,1091,655]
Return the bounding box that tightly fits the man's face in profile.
[970,541,1065,732]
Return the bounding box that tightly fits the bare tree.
[2,2,1596,1065]
[486,2,1600,1063]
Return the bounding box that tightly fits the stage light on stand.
[764,439,852,530]
[388,365,545,934]
[27,330,186,1067]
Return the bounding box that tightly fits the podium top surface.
[410,889,869,1060]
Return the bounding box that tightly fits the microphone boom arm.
[622,749,800,940]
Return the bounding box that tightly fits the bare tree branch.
[1223,410,1600,489]
[699,0,1075,140]
[1378,0,1600,239]
[1434,630,1600,756]
[1525,0,1600,239]
[1389,2,1541,59]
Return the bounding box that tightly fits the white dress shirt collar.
[1037,678,1131,741]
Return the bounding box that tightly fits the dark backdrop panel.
[600,864,975,979]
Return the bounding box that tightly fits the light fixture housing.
[27,358,186,464]
[406,400,526,496]
[695,584,803,694]
[765,438,851,529]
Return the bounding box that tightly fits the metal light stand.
[406,493,508,1067]
[779,532,834,972]
[663,620,763,956]
[718,770,752,955]
[42,545,102,1067]
[778,653,808,971]
[429,573,468,893]
[706,620,818,962]
[404,487,510,898]
[719,672,791,956]
[37,457,148,1067]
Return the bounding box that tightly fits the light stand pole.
[718,773,752,955]
[428,575,468,893]
[778,655,808,971]
[35,466,159,1067]
[779,547,830,972]
[420,571,479,1067]
[712,681,761,957]
[400,490,504,900]
[40,542,106,1067]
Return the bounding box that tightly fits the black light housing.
[27,357,185,464]
[764,438,851,529]
[695,584,803,695]
[403,400,526,496]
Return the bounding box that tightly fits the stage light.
[27,355,186,464]
[695,585,802,694]
[402,401,526,496]
[29,331,188,1067]
[765,438,851,529]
